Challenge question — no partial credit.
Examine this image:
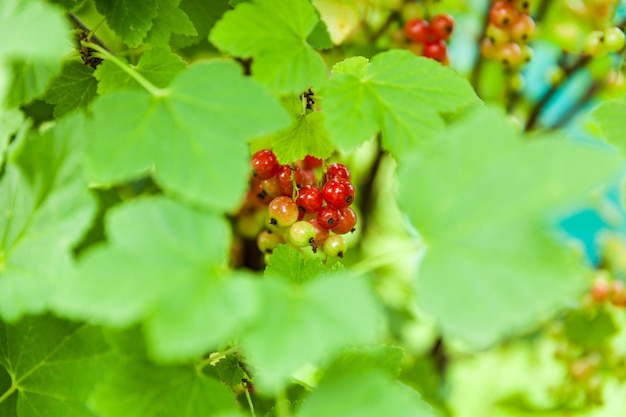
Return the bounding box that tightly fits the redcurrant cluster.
[589,273,626,308]
[481,0,535,70]
[240,149,357,260]
[403,14,455,65]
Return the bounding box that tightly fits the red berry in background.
[296,185,323,214]
[404,18,430,43]
[260,176,283,199]
[611,280,626,307]
[251,149,279,180]
[423,39,448,63]
[512,0,531,13]
[509,13,535,43]
[430,14,455,41]
[303,155,323,170]
[322,179,355,209]
[300,169,317,187]
[496,42,523,68]
[490,0,518,28]
[332,207,357,234]
[276,164,303,195]
[325,163,351,181]
[308,218,329,246]
[591,276,611,303]
[317,206,340,229]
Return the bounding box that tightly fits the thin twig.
[67,13,113,54]
[552,81,602,129]
[524,54,592,131]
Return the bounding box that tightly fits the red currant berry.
[325,163,351,181]
[512,0,530,14]
[611,280,626,307]
[490,1,518,28]
[257,230,283,254]
[404,18,430,43]
[430,14,455,41]
[496,42,523,68]
[296,185,323,214]
[303,155,323,170]
[317,206,340,229]
[590,276,611,303]
[287,221,317,247]
[323,235,347,258]
[268,196,299,228]
[260,176,283,199]
[322,179,355,209]
[301,169,317,187]
[510,13,535,43]
[423,39,448,62]
[276,165,303,195]
[332,207,357,234]
[251,149,279,180]
[308,218,329,246]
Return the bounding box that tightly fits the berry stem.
[351,241,422,276]
[83,41,169,98]
[469,2,493,94]
[552,80,602,130]
[524,54,591,131]
[67,13,112,54]
[243,381,256,417]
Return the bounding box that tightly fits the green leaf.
[331,56,368,77]
[6,59,61,107]
[93,0,158,47]
[171,0,231,48]
[204,353,247,388]
[209,0,327,94]
[145,0,197,45]
[563,307,618,349]
[49,0,86,10]
[323,50,481,156]
[0,109,23,166]
[271,109,334,165]
[241,274,380,392]
[0,0,71,60]
[86,60,290,212]
[297,370,435,417]
[44,61,98,117]
[265,244,341,285]
[94,46,186,94]
[53,196,259,361]
[0,315,112,417]
[593,95,626,155]
[324,345,405,379]
[307,16,333,50]
[0,115,96,321]
[90,356,237,417]
[397,107,623,348]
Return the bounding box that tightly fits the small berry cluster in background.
[238,149,357,260]
[589,272,626,308]
[583,26,625,57]
[481,0,535,70]
[403,13,455,65]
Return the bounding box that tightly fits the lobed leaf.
[209,0,327,94]
[86,60,290,212]
[323,50,481,156]
[44,61,98,117]
[0,315,112,417]
[240,275,380,392]
[53,196,258,361]
[0,115,96,321]
[397,107,623,347]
